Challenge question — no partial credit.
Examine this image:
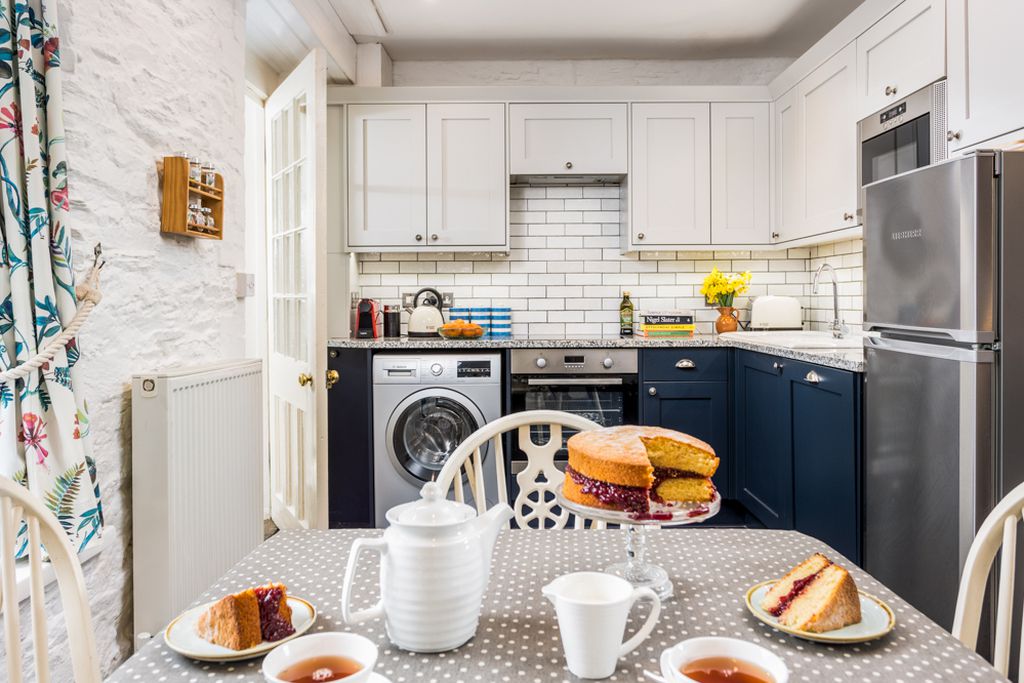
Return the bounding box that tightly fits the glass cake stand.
[555,491,721,600]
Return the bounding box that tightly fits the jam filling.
[254,585,296,642]
[767,567,827,617]
[565,465,650,513]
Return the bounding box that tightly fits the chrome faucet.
[812,262,848,339]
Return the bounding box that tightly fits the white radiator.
[131,359,263,642]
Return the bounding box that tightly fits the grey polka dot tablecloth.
[107,528,1008,682]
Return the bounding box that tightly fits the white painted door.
[265,50,328,530]
[426,103,507,247]
[347,104,426,248]
[509,103,628,175]
[947,0,1024,150]
[629,102,711,248]
[855,0,945,118]
[799,43,858,238]
[711,102,770,245]
[773,87,803,243]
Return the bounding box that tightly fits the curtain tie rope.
[0,243,105,383]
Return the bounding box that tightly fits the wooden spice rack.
[160,155,224,240]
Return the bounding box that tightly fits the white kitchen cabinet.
[855,0,945,119]
[509,103,627,175]
[773,87,803,243]
[798,43,859,239]
[947,0,1024,151]
[629,102,711,248]
[711,103,770,245]
[347,104,426,248]
[426,103,507,247]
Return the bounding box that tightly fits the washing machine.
[372,353,502,526]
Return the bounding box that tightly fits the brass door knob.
[326,369,340,390]
[298,373,313,387]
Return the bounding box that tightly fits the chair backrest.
[0,476,100,683]
[435,410,605,529]
[953,479,1024,677]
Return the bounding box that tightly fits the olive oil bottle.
[619,291,634,337]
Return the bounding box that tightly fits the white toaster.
[749,295,803,330]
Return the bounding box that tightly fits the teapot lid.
[387,481,476,527]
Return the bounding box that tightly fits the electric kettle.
[407,287,445,337]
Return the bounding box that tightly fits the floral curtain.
[0,0,102,556]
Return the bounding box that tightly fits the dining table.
[106,527,1009,682]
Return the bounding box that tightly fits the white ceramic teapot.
[341,482,514,652]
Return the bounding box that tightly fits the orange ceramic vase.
[715,306,738,334]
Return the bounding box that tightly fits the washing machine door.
[386,388,488,485]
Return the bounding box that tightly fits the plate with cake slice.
[744,553,895,643]
[165,583,316,662]
[556,425,722,524]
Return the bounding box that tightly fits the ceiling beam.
[289,0,359,83]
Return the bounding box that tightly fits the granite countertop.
[327,334,866,372]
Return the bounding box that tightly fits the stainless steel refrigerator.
[864,150,1024,638]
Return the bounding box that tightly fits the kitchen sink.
[720,330,864,350]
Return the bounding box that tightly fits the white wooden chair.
[0,476,100,683]
[953,480,1024,677]
[435,410,606,529]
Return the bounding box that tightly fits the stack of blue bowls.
[470,306,491,337]
[490,306,512,338]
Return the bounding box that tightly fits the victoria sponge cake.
[760,553,862,633]
[563,425,718,514]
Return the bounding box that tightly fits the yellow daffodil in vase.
[700,268,752,334]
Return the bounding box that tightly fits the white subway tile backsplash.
[354,183,865,336]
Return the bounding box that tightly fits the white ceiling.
[321,0,867,61]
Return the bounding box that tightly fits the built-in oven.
[508,349,638,518]
[857,79,947,218]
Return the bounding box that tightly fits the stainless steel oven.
[509,348,638,485]
[857,79,947,218]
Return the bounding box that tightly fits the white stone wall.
[356,183,865,336]
[392,58,794,86]
[18,0,248,678]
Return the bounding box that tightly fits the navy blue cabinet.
[734,350,862,563]
[734,351,793,528]
[642,381,730,495]
[788,358,861,563]
[641,349,731,497]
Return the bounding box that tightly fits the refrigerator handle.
[864,336,995,363]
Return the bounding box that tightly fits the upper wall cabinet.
[347,104,426,248]
[947,0,1024,151]
[628,103,711,248]
[773,87,803,243]
[426,103,507,247]
[509,103,628,175]
[347,103,507,251]
[711,103,770,245]
[855,0,945,119]
[799,43,859,240]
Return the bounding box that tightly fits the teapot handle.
[341,537,387,624]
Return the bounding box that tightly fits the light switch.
[235,272,255,298]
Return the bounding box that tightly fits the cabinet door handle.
[675,359,696,369]
[947,130,962,142]
[565,161,573,169]
[326,369,340,390]
[885,85,898,96]
[636,232,645,240]
[805,370,822,384]
[648,386,657,396]
[772,361,784,372]
[415,234,423,241]
[431,234,438,241]
[771,231,780,240]
[843,212,854,221]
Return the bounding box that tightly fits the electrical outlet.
[403,291,454,308]
[235,272,255,298]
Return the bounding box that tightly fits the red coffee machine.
[353,298,382,338]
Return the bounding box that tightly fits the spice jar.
[189,157,202,182]
[187,203,201,225]
[203,207,215,228]
[202,164,217,186]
